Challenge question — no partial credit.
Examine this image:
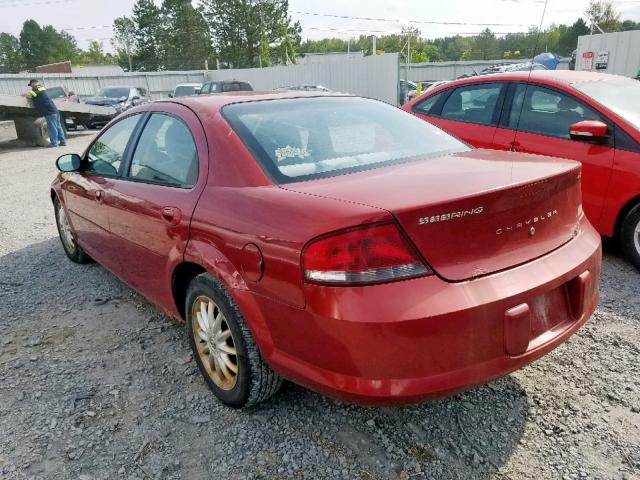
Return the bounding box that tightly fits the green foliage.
[0,33,22,73]
[112,16,136,71]
[18,19,79,69]
[132,0,163,71]
[201,0,300,68]
[76,41,117,65]
[160,0,212,70]
[585,0,620,32]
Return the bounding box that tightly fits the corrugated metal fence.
[206,53,400,105]
[576,30,640,77]
[0,71,207,99]
[0,53,400,105]
[401,58,570,82]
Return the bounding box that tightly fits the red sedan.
[51,92,601,407]
[404,70,640,268]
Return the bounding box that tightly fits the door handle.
[161,206,182,226]
[94,190,104,203]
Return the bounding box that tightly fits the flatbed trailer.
[0,94,113,146]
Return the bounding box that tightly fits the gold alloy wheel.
[57,204,76,253]
[191,295,239,391]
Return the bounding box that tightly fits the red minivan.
[404,71,640,268]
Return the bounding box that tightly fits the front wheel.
[54,198,91,264]
[621,204,640,270]
[186,273,282,408]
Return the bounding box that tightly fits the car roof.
[435,70,627,91]
[157,91,353,114]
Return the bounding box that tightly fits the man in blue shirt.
[23,79,66,147]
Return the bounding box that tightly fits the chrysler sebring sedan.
[51,92,601,407]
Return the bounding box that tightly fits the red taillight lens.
[302,223,432,285]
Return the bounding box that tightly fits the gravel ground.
[0,134,639,480]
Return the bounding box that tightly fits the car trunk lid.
[283,149,583,282]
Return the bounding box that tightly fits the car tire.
[186,273,282,408]
[53,197,91,264]
[621,203,640,269]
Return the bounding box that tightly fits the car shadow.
[1,237,528,479]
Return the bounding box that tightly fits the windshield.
[223,97,469,183]
[47,87,65,99]
[174,85,200,97]
[97,87,130,99]
[574,78,640,130]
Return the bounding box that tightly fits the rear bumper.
[241,217,601,405]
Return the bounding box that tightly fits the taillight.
[302,223,432,285]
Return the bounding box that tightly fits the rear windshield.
[174,85,200,97]
[222,82,253,92]
[573,78,640,130]
[223,97,469,183]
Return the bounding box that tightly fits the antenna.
[513,0,549,134]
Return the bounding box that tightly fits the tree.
[202,0,300,68]
[0,33,23,73]
[160,0,212,70]
[112,16,136,71]
[77,41,116,65]
[472,29,498,60]
[131,0,163,71]
[19,19,79,68]
[585,1,620,32]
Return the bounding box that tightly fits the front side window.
[85,114,141,176]
[439,83,503,126]
[223,96,469,183]
[509,84,602,138]
[128,114,198,187]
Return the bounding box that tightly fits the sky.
[0,0,639,51]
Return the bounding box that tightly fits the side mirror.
[168,93,174,98]
[131,97,141,106]
[56,153,81,172]
[569,120,608,141]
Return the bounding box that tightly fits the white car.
[170,83,202,98]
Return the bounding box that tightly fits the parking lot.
[0,132,638,480]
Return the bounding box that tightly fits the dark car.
[51,92,600,408]
[84,86,149,129]
[199,80,253,94]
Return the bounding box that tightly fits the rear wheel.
[621,204,640,270]
[186,273,282,408]
[54,198,91,264]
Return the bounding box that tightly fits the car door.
[105,104,208,310]
[61,114,143,271]
[504,83,615,229]
[413,82,507,149]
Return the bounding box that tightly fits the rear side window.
[223,96,469,183]
[440,83,502,126]
[509,84,602,138]
[85,114,141,176]
[127,114,198,187]
[413,91,445,115]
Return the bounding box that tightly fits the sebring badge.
[418,206,484,225]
